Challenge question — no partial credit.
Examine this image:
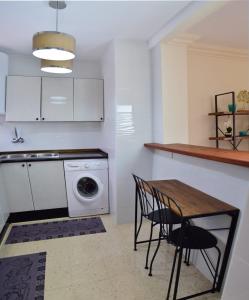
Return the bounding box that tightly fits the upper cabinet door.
[74,79,104,121]
[6,76,41,121]
[41,77,73,121]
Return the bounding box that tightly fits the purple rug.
[6,217,106,244]
[0,252,46,300]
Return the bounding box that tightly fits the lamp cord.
[56,0,58,31]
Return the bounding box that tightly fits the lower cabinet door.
[0,166,10,223]
[28,161,67,210]
[1,163,34,212]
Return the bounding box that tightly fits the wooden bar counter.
[144,143,249,168]
[144,142,249,295]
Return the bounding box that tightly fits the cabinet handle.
[100,117,103,120]
[42,117,45,121]
[22,164,25,167]
[28,163,31,167]
[36,117,39,121]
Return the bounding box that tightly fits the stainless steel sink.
[0,153,29,159]
[0,152,59,160]
[35,153,60,158]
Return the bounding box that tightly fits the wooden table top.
[144,143,249,168]
[147,179,239,218]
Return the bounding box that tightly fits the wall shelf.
[209,91,249,150]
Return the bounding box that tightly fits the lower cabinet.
[0,165,10,231]
[1,161,67,213]
[1,162,34,212]
[28,161,67,210]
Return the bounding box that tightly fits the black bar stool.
[133,174,181,273]
[153,187,221,300]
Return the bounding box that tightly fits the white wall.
[0,54,103,151]
[114,40,153,223]
[188,49,249,150]
[151,148,249,288]
[151,44,164,143]
[101,42,117,215]
[221,198,249,300]
[161,42,189,144]
[150,42,189,144]
[8,54,101,78]
[0,52,8,114]
[101,40,153,224]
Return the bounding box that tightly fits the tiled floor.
[0,215,220,300]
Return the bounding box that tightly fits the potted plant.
[225,126,232,137]
[237,90,249,111]
[224,119,233,137]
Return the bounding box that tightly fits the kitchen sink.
[34,153,60,158]
[0,152,60,160]
[0,153,29,159]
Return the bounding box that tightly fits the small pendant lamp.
[41,59,73,74]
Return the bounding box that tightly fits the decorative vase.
[228,104,236,113]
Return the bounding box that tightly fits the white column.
[114,40,152,223]
[151,44,164,143]
[161,42,189,143]
[101,40,153,224]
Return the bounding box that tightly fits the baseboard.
[0,222,10,244]
[7,207,69,223]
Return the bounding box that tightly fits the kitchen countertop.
[0,148,108,163]
[144,143,249,168]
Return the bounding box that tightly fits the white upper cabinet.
[6,76,41,121]
[41,77,74,121]
[74,79,104,121]
[5,76,104,122]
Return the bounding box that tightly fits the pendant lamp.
[41,59,73,74]
[32,1,75,61]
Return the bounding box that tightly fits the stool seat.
[147,209,182,224]
[170,225,218,250]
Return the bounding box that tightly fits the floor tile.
[0,215,220,300]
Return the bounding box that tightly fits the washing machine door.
[73,173,103,204]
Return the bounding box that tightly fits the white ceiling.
[0,1,190,60]
[187,0,249,49]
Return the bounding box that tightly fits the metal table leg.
[217,210,239,291]
[134,185,138,251]
[172,220,187,300]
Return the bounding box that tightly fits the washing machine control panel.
[64,159,108,171]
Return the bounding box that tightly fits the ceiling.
[0,1,190,60]
[187,0,249,49]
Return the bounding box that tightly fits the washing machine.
[64,159,109,217]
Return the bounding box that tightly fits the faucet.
[12,127,24,143]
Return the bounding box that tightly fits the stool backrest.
[153,187,183,234]
[132,174,156,217]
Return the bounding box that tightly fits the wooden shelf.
[209,135,249,141]
[209,137,233,141]
[209,111,249,116]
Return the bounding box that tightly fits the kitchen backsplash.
[0,115,104,151]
